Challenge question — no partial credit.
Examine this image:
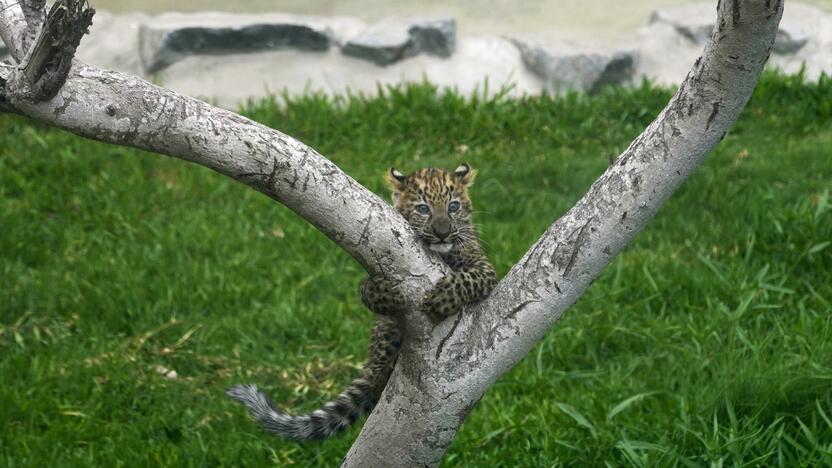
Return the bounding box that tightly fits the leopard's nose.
[432,217,452,240]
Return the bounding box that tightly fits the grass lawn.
[1,72,831,466]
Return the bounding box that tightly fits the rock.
[404,35,538,95]
[773,12,813,54]
[139,12,366,73]
[768,5,832,81]
[635,2,832,86]
[630,22,701,86]
[647,3,714,44]
[77,10,150,76]
[773,28,810,55]
[0,37,8,59]
[158,35,540,109]
[6,4,824,105]
[510,38,636,93]
[409,18,456,57]
[648,2,815,54]
[342,16,455,66]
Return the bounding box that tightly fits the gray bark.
[0,0,31,58]
[9,1,95,102]
[0,0,783,466]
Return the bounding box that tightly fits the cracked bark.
[13,1,95,102]
[0,0,32,58]
[0,0,782,466]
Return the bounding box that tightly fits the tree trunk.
[0,1,783,466]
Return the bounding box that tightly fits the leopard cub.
[363,163,497,321]
[228,164,496,441]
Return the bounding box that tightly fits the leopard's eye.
[448,201,461,213]
[415,204,430,215]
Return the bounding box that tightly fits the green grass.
[1,71,831,466]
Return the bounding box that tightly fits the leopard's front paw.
[422,275,465,321]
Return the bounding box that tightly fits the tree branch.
[0,0,448,337]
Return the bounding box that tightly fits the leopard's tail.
[226,316,401,441]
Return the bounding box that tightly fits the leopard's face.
[386,164,477,254]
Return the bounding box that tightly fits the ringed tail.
[227,317,401,441]
[226,375,377,441]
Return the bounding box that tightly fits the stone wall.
[2,3,830,107]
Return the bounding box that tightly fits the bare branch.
[0,0,448,331]
[0,62,449,305]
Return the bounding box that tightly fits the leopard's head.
[386,164,477,254]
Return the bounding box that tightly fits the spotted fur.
[227,164,496,441]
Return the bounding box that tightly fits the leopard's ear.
[386,167,407,190]
[454,163,477,186]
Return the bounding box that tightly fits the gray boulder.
[648,2,812,54]
[630,22,701,87]
[767,4,832,81]
[647,3,714,44]
[342,16,455,66]
[773,7,815,54]
[773,25,811,55]
[139,12,365,73]
[511,38,636,93]
[157,35,541,109]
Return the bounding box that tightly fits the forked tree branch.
[344,1,783,465]
[0,0,783,466]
